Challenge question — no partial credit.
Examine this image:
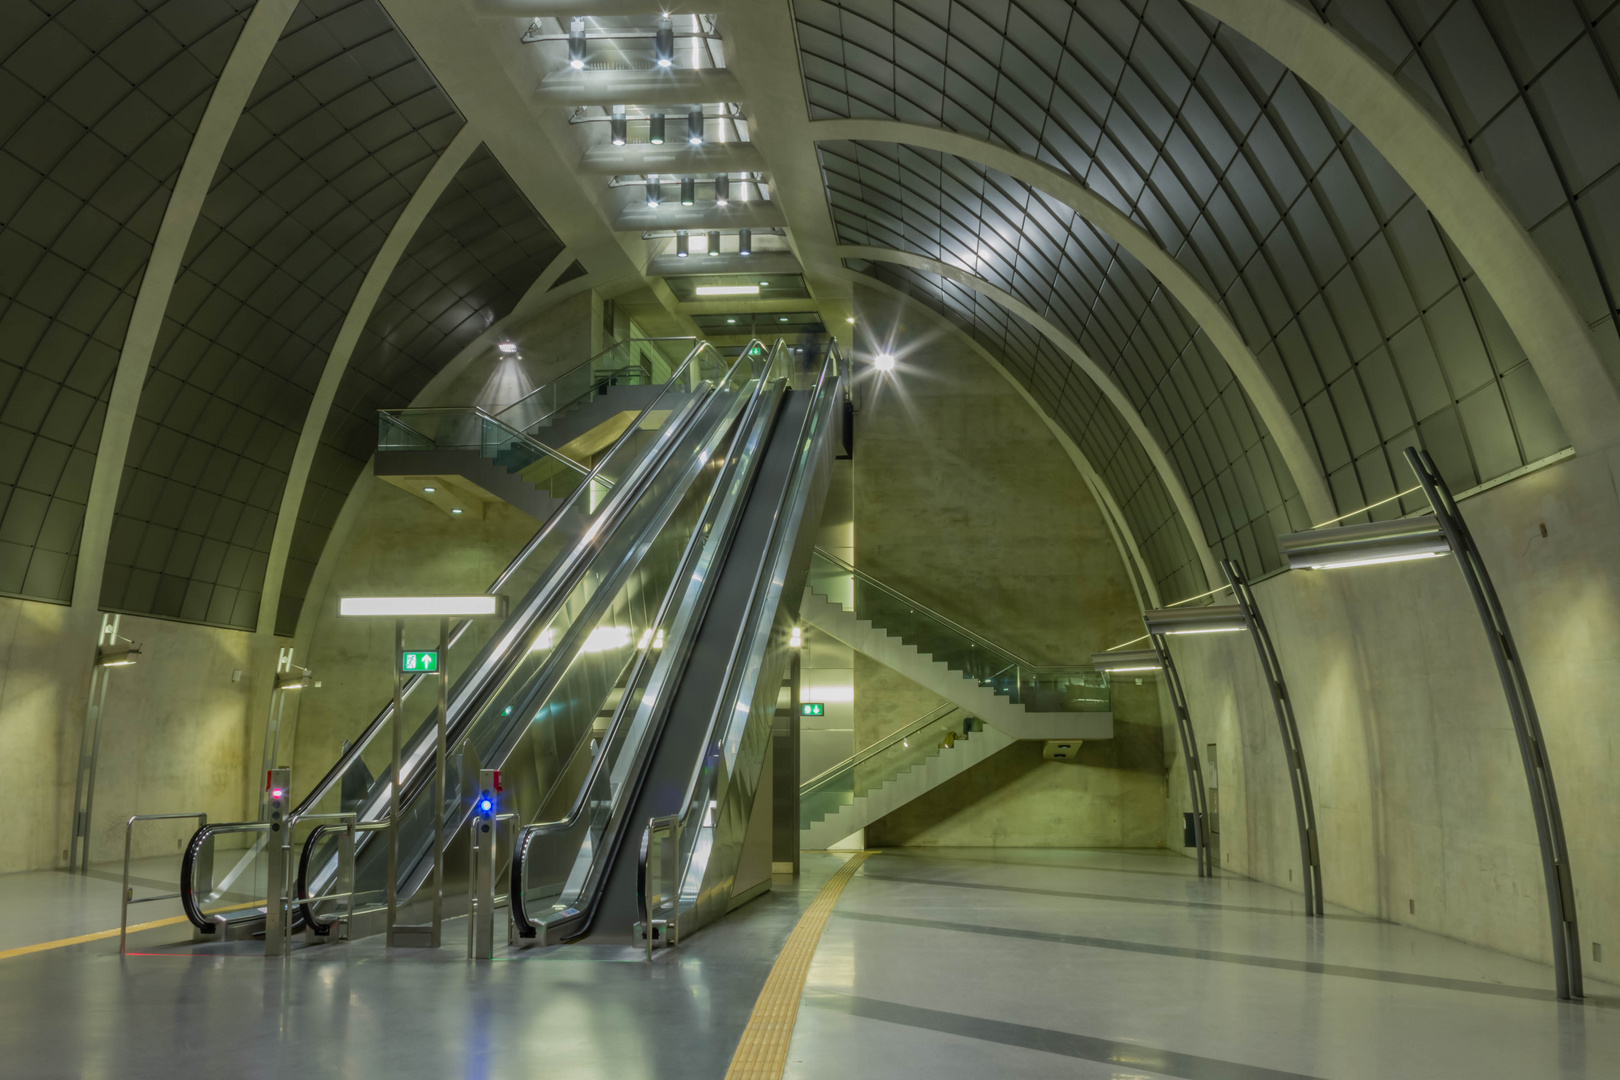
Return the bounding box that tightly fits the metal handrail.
[296,338,763,921]
[809,547,1039,671]
[799,703,961,797]
[121,812,207,954]
[378,406,594,475]
[507,338,790,941]
[660,341,845,933]
[296,816,390,936]
[292,337,719,822]
[636,814,680,959]
[494,336,697,422]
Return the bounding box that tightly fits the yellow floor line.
[0,900,265,962]
[724,851,873,1080]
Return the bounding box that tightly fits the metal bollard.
[264,768,291,956]
[467,769,499,959]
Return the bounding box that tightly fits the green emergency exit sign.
[401,650,439,673]
[801,702,825,717]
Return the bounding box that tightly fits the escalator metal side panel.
[682,382,841,933]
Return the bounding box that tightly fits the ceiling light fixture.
[654,16,674,67]
[714,174,729,206]
[738,228,751,256]
[610,107,626,146]
[680,177,695,205]
[695,284,758,296]
[707,229,721,255]
[498,342,517,354]
[874,353,896,372]
[687,105,704,145]
[649,113,665,145]
[568,17,586,69]
[646,178,661,208]
[675,230,689,257]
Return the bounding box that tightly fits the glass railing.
[292,337,770,925]
[804,549,1109,711]
[377,407,601,505]
[799,702,967,830]
[495,337,698,437]
[510,341,799,939]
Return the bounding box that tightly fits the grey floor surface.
[785,848,1620,1080]
[0,852,846,1079]
[2,848,1616,1079]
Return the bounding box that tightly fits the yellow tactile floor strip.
[0,900,264,962]
[724,851,873,1080]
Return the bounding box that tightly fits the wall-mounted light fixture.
[1141,605,1246,634]
[1089,649,1159,674]
[695,284,758,296]
[1279,446,1585,1000]
[1279,517,1450,570]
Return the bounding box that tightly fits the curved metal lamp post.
[1220,559,1323,917]
[1094,648,1214,877]
[1279,446,1583,999]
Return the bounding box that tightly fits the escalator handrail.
[179,820,270,931]
[192,341,747,933]
[508,342,794,938]
[290,337,741,821]
[494,336,697,427]
[297,340,775,916]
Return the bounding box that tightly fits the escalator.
[509,346,844,946]
[178,337,788,940]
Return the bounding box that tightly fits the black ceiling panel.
[0,0,254,604]
[272,144,565,636]
[99,0,464,629]
[799,0,1572,594]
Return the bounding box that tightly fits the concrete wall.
[851,287,1163,847]
[1162,449,1620,972]
[0,597,272,871]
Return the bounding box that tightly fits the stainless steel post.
[430,616,449,948]
[1407,446,1583,999]
[469,768,498,959]
[386,619,403,945]
[264,768,291,956]
[1222,558,1322,916]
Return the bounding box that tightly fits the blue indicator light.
[479,799,493,814]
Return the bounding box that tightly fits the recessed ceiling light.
[759,281,768,286]
[726,318,737,323]
[778,317,789,322]
[695,284,759,296]
[423,486,436,493]
[498,342,517,354]
[451,508,463,515]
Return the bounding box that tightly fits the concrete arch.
[256,125,486,636]
[71,0,302,619]
[809,118,1336,527]
[845,269,1162,609]
[1187,0,1620,458]
[841,244,1220,590]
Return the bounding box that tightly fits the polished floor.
[0,849,1615,1079]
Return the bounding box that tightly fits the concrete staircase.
[798,589,1113,742]
[800,721,1016,849]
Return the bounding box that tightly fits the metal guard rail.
[799,702,960,799]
